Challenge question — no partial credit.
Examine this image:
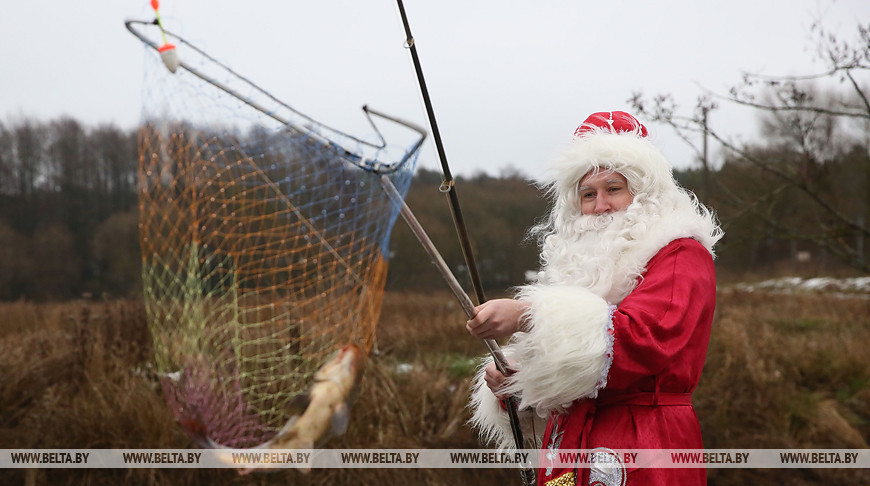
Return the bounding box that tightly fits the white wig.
[532,112,722,260]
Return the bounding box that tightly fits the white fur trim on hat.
[544,129,675,211]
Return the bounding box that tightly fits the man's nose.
[593,193,610,214]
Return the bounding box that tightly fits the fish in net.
[126,16,424,451]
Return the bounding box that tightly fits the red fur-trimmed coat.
[469,238,716,486]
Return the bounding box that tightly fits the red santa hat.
[573,110,648,138]
[544,110,675,204]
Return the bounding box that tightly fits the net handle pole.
[394,0,487,306]
[380,177,498,357]
[380,176,536,486]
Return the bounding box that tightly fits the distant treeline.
[0,116,867,301]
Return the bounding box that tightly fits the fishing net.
[127,20,423,448]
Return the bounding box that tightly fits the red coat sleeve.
[605,238,716,392]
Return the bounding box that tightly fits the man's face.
[578,170,633,215]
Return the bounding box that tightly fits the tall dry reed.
[0,289,867,485]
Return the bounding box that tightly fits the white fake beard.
[535,208,647,304]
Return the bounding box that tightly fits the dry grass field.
[0,288,868,485]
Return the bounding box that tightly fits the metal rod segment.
[379,175,535,486]
[394,0,487,305]
[379,176,506,365]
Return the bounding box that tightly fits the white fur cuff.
[506,284,614,415]
[468,354,548,450]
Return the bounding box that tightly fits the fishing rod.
[394,0,486,306]
[394,2,536,485]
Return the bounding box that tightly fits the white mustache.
[570,211,625,234]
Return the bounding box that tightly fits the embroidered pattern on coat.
[544,416,565,477]
[544,471,576,486]
[588,447,626,486]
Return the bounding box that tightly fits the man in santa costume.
[466,111,722,486]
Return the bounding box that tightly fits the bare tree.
[0,121,13,196]
[13,119,47,200]
[90,124,138,214]
[630,20,870,272]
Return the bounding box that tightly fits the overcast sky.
[3,0,868,176]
